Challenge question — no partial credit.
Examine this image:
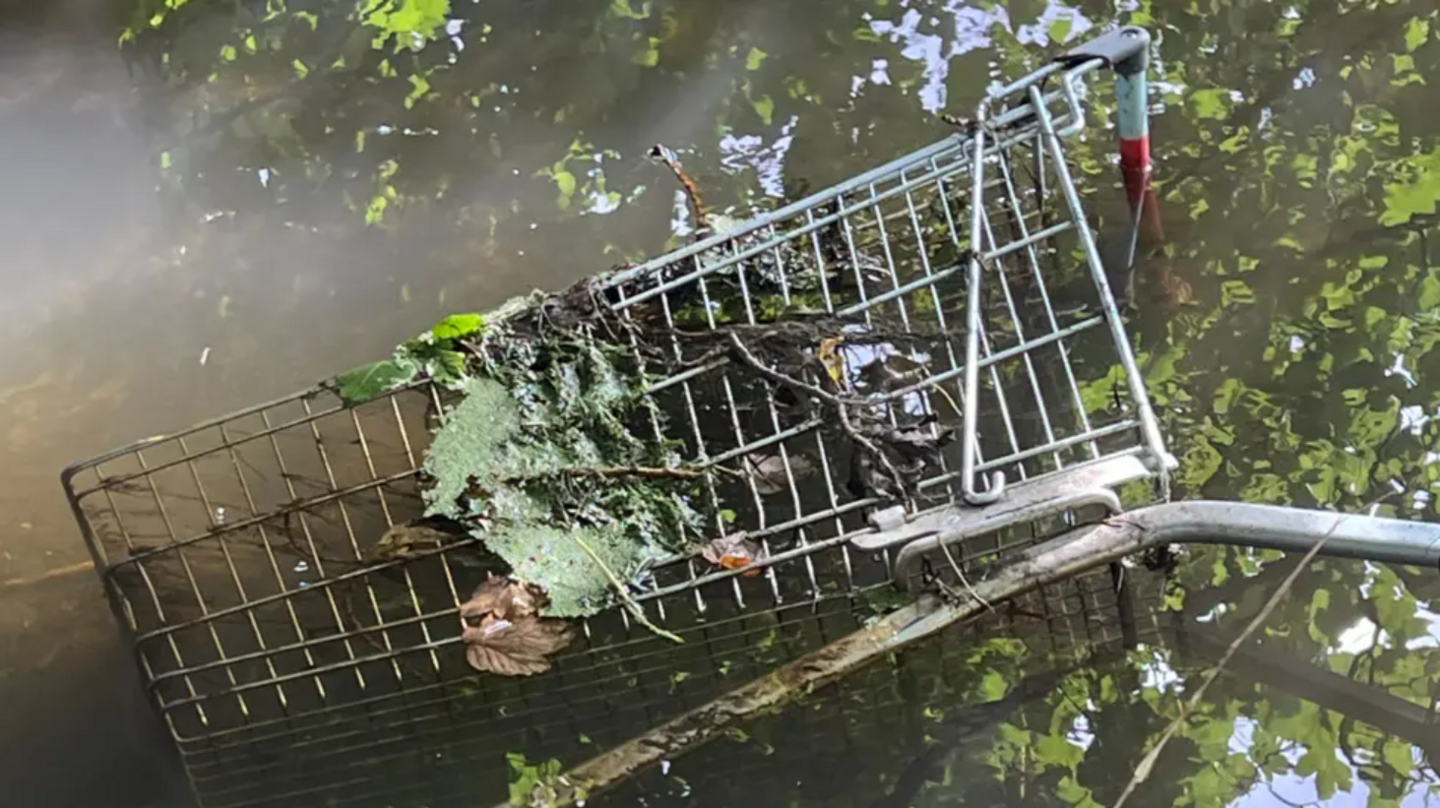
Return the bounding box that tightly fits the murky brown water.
[3,0,1440,805]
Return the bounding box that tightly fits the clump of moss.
[386,288,705,620]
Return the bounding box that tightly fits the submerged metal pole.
[502,501,1440,807]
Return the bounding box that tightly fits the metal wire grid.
[599,565,1170,808]
[61,393,1133,808]
[600,53,1167,556]
[60,55,1163,808]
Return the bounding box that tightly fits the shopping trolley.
[62,25,1440,808]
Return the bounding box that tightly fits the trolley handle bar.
[508,499,1436,808]
[1054,25,1151,76]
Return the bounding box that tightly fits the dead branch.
[1109,504,1383,808]
[724,331,909,497]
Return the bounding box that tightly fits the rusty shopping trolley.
[61,26,1440,808]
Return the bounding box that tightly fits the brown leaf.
[463,614,575,677]
[369,521,453,562]
[461,572,546,624]
[700,533,764,576]
[744,452,816,495]
[1157,264,1194,307]
[458,574,571,677]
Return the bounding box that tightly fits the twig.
[936,537,993,612]
[557,466,704,481]
[725,332,909,496]
[1110,503,1384,808]
[928,384,962,420]
[491,465,706,488]
[569,530,684,645]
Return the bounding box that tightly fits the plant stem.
[563,466,704,480]
[569,531,684,645]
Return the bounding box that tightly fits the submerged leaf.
[465,572,545,619]
[368,519,459,562]
[334,359,418,405]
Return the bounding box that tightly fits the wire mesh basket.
[602,563,1172,808]
[63,26,1173,808]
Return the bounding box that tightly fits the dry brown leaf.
[1157,263,1194,307]
[459,574,572,677]
[700,534,764,576]
[817,337,847,388]
[369,521,452,562]
[463,614,575,676]
[463,572,545,620]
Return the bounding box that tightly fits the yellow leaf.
[817,337,846,387]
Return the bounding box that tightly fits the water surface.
[2,0,1439,806]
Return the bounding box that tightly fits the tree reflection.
[118,0,1440,805]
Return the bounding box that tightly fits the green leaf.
[633,37,660,66]
[1404,17,1430,52]
[1307,588,1331,642]
[506,751,562,806]
[365,194,388,225]
[1382,740,1414,774]
[422,377,521,518]
[751,93,775,125]
[364,0,451,50]
[434,348,466,381]
[1188,88,1233,120]
[745,46,767,71]
[405,73,431,108]
[1047,14,1073,44]
[609,0,650,18]
[1381,146,1440,226]
[488,523,669,617]
[553,169,577,210]
[334,360,417,405]
[1417,271,1440,311]
[976,669,1010,701]
[431,313,484,340]
[1034,733,1084,769]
